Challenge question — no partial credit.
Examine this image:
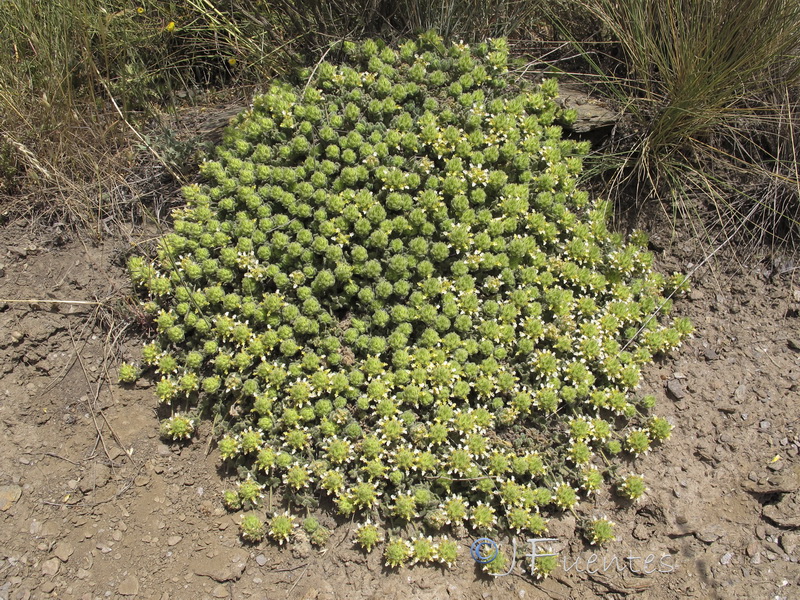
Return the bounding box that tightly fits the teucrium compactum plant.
[129,32,692,565]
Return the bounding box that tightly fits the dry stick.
[286,562,310,597]
[67,323,113,463]
[44,452,82,466]
[0,298,99,306]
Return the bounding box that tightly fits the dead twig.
[286,562,310,597]
[0,298,100,306]
[68,322,113,463]
[44,452,82,466]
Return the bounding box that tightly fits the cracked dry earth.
[0,222,798,600]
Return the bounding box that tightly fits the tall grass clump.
[563,0,800,244]
[271,0,549,48]
[0,0,289,220]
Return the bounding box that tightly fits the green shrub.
[130,33,690,568]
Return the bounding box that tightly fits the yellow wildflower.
[136,6,144,14]
[165,21,175,32]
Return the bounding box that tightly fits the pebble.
[720,552,734,565]
[167,536,182,546]
[696,528,723,543]
[193,547,249,582]
[760,420,771,430]
[212,584,229,598]
[118,575,139,596]
[0,484,22,511]
[666,379,686,400]
[255,554,267,566]
[53,541,74,562]
[781,532,798,555]
[746,541,760,557]
[41,558,60,576]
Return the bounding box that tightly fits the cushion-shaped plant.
[129,32,691,566]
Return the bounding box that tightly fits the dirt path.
[0,224,798,600]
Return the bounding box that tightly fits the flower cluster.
[159,413,195,440]
[129,33,690,567]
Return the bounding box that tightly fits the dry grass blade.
[559,0,800,247]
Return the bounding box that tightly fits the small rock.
[760,420,772,430]
[781,532,799,555]
[157,444,172,457]
[734,385,747,402]
[167,536,182,546]
[696,528,723,544]
[255,554,267,566]
[41,558,60,576]
[746,541,760,557]
[76,568,90,580]
[40,581,55,593]
[704,347,719,361]
[720,552,734,565]
[78,463,112,493]
[10,331,24,343]
[53,541,74,562]
[666,379,686,400]
[193,547,249,582]
[118,575,139,596]
[211,584,229,598]
[0,484,22,511]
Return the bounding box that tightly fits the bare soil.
[0,218,798,600]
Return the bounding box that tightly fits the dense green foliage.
[128,33,691,566]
